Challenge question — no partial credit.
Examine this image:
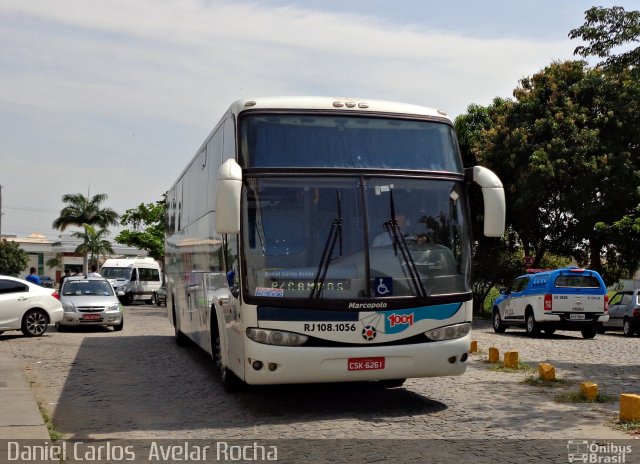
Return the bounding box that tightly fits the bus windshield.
[243,176,470,303]
[240,114,462,173]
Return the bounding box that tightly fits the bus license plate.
[569,313,585,320]
[348,357,385,371]
[82,314,101,320]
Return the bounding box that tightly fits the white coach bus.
[165,97,505,391]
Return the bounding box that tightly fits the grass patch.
[612,420,640,433]
[37,402,62,441]
[554,391,615,404]
[522,375,570,388]
[487,361,533,372]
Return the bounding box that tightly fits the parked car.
[600,289,640,337]
[0,275,63,337]
[58,276,123,331]
[493,267,609,339]
[39,276,55,288]
[154,284,166,307]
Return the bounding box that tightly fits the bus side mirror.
[215,159,242,234]
[472,165,505,237]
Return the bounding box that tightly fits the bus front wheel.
[213,330,243,392]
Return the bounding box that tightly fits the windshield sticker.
[374,277,393,297]
[255,287,284,298]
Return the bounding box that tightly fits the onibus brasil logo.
[567,440,632,463]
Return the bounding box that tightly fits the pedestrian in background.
[88,264,101,277]
[25,267,42,285]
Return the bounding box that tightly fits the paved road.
[0,305,638,444]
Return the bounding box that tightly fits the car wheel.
[525,311,540,337]
[623,318,635,337]
[21,310,49,337]
[581,327,597,339]
[156,295,162,307]
[544,328,556,336]
[55,323,67,333]
[597,324,606,335]
[147,293,156,305]
[580,326,598,338]
[113,318,124,332]
[123,293,133,306]
[493,310,506,333]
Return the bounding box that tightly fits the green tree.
[570,6,640,69]
[480,61,639,273]
[0,239,29,276]
[71,225,114,268]
[52,193,119,274]
[114,199,165,262]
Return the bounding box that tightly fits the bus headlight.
[246,328,308,346]
[425,323,471,341]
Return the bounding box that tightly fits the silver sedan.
[58,276,123,331]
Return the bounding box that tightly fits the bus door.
[221,234,244,375]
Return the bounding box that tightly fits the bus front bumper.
[241,334,471,385]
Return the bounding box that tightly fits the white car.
[0,275,63,337]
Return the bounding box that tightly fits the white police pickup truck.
[492,267,609,339]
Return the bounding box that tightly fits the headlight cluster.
[107,303,121,312]
[63,304,75,313]
[425,323,471,341]
[246,328,308,346]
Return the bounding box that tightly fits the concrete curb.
[0,357,50,440]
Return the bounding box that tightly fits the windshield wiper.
[384,190,427,298]
[310,190,343,300]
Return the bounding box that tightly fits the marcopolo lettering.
[348,302,388,309]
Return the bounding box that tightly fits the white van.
[101,257,162,305]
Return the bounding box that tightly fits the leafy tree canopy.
[570,6,640,69]
[0,240,29,276]
[115,200,165,262]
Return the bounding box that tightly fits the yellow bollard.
[504,351,519,368]
[580,382,599,401]
[538,363,556,381]
[488,347,499,363]
[620,393,640,422]
[470,340,478,353]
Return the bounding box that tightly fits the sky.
[0,0,635,241]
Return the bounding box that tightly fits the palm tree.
[71,225,114,268]
[52,193,118,273]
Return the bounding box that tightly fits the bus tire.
[173,308,188,346]
[212,317,243,392]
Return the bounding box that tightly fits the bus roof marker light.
[358,102,369,108]
[333,101,345,108]
[437,109,448,116]
[345,102,356,108]
[245,100,257,107]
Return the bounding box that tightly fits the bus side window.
[225,234,240,298]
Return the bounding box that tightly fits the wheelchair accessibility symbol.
[375,277,393,297]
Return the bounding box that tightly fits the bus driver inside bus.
[372,213,410,247]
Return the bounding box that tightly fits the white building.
[1,232,149,284]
